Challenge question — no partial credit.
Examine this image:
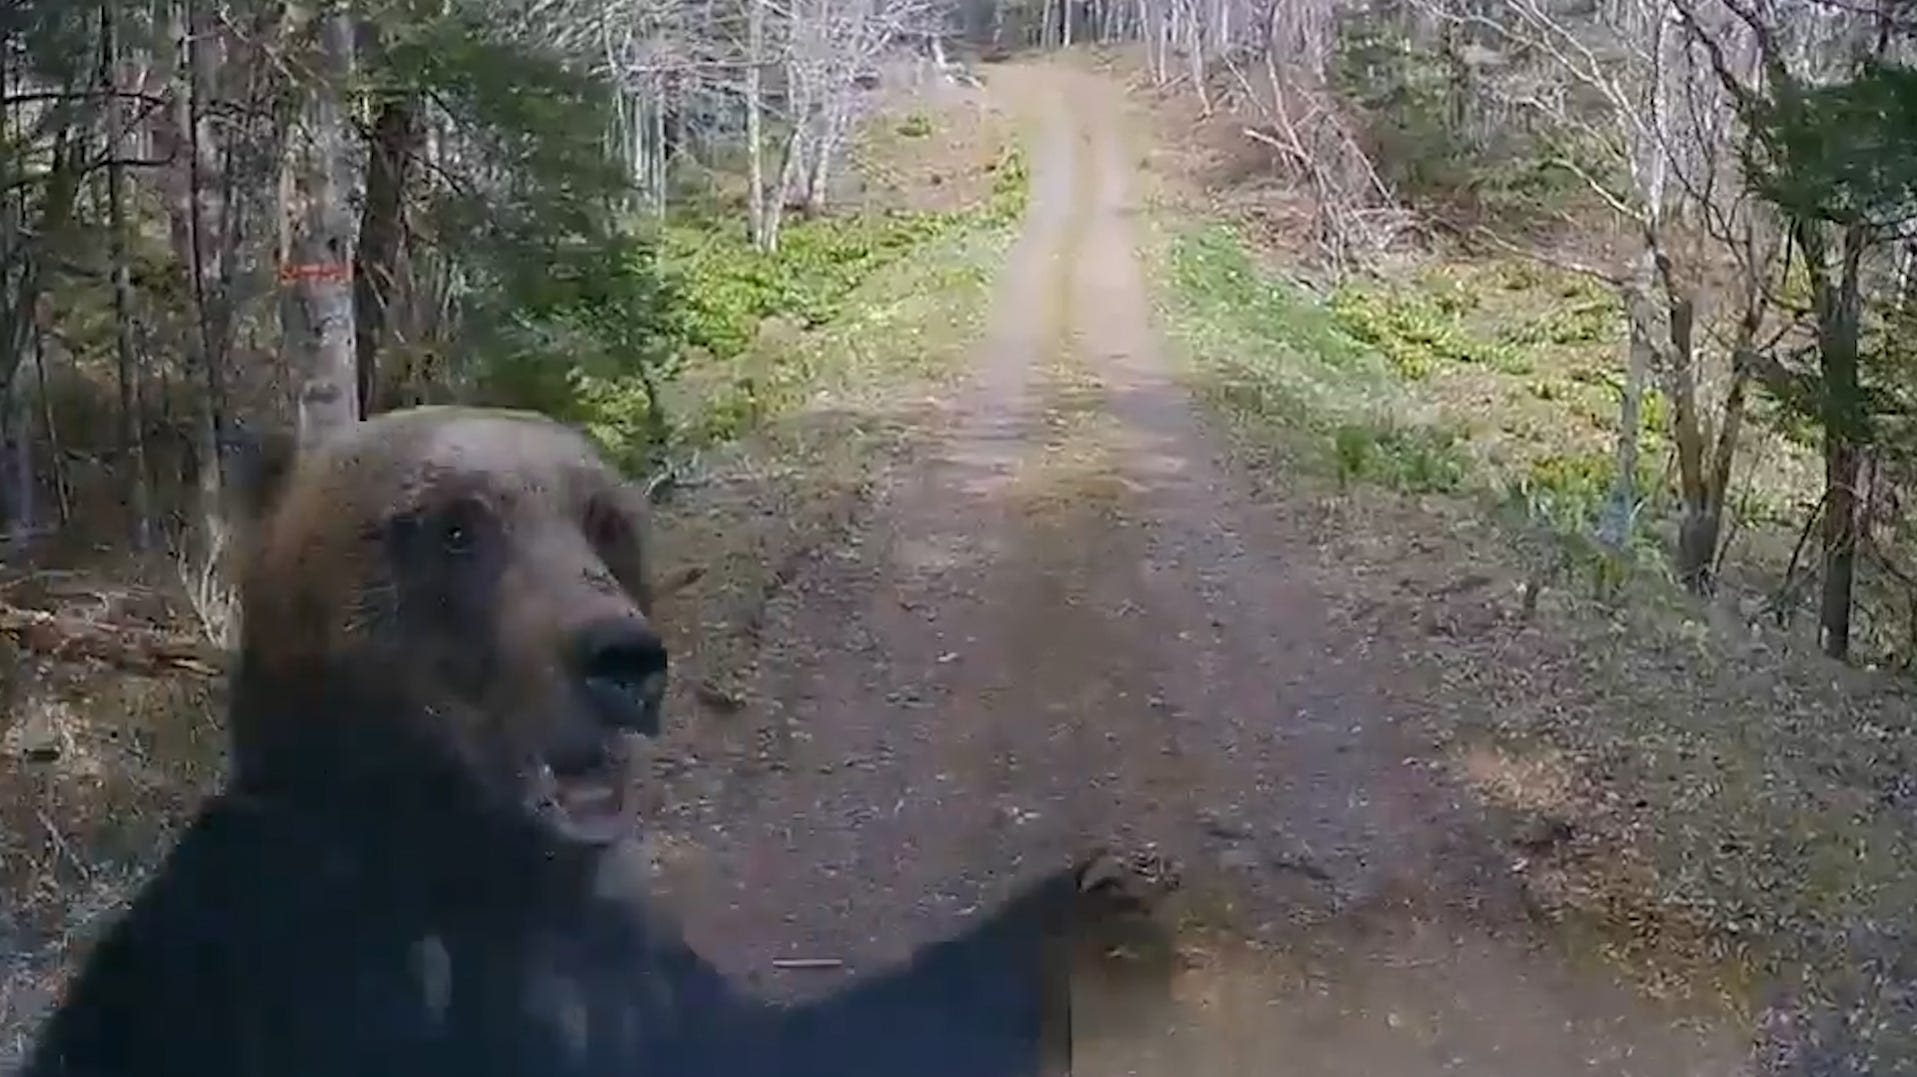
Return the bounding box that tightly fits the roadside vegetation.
[1101,5,1917,1062]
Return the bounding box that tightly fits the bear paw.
[1072,846,1180,920]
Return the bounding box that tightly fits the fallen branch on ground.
[0,604,227,678]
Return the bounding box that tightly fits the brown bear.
[23,406,1165,1077]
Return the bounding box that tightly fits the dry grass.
[0,642,222,1064]
[1315,485,1917,1064]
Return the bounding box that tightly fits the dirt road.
[651,64,1753,1074]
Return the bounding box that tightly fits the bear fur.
[23,406,1162,1077]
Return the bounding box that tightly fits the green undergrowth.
[1162,224,1467,492]
[1160,222,1680,565]
[1155,216,1917,1073]
[661,144,1024,364]
[679,220,1010,439]
[585,217,1016,467]
[576,144,1028,469]
[1330,278,1532,379]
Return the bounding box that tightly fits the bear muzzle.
[518,617,667,845]
[571,617,669,737]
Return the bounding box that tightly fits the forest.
[2,0,1914,659]
[3,0,1917,1068]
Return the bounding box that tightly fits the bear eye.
[432,498,490,558]
[441,518,473,555]
[381,497,495,571]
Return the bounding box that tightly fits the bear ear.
[223,424,299,528]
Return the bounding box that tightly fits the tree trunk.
[1666,264,1756,594]
[353,95,419,418]
[763,125,805,253]
[650,78,667,217]
[163,0,229,533]
[33,318,69,525]
[762,66,810,254]
[1820,438,1861,659]
[1604,251,1659,550]
[1185,0,1208,111]
[3,299,48,543]
[803,102,847,217]
[1814,224,1869,660]
[1662,278,1715,590]
[0,87,88,540]
[1675,364,1749,592]
[1,120,83,422]
[613,90,637,209]
[668,73,689,168]
[745,0,768,250]
[5,363,33,544]
[283,4,360,447]
[102,1,154,551]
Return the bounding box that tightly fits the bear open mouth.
[529,736,635,845]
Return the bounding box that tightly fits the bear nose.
[573,619,669,736]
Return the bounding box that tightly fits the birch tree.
[283,2,359,447]
[156,0,237,546]
[101,0,154,551]
[747,0,770,249]
[1426,0,1774,590]
[793,0,928,216]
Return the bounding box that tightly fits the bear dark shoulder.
[26,795,442,1077]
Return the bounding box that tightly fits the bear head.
[225,406,667,852]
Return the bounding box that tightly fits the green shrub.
[1332,420,1470,493]
[1330,16,1581,220]
[1526,379,1564,402]
[1492,260,1547,292]
[1511,450,1665,534]
[466,229,683,460]
[1499,296,1622,349]
[660,145,1028,364]
[663,209,957,360]
[1329,283,1523,378]
[1171,228,1373,369]
[569,371,669,471]
[1412,265,1482,315]
[1331,21,1476,198]
[983,144,1030,224]
[1640,387,1670,438]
